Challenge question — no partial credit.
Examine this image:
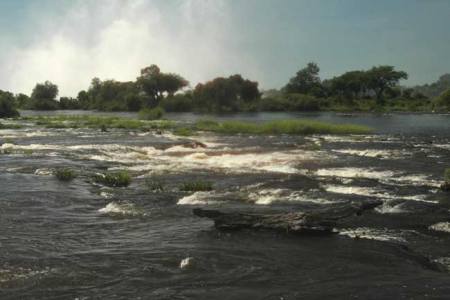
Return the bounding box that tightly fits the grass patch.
[0,122,23,129]
[145,178,165,191]
[93,170,131,187]
[24,115,174,131]
[442,168,450,192]
[180,180,213,192]
[195,119,372,135]
[445,168,450,183]
[173,127,194,136]
[138,107,165,120]
[54,168,77,181]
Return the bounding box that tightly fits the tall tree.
[137,65,188,107]
[284,62,321,95]
[194,74,260,112]
[0,90,19,118]
[366,66,408,103]
[30,81,59,110]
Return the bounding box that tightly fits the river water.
[1,111,449,299]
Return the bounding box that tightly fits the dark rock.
[193,200,382,234]
[183,141,207,149]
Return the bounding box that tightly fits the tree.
[0,90,19,118]
[137,65,188,107]
[284,62,322,95]
[329,71,367,99]
[365,66,408,104]
[59,97,81,110]
[193,74,260,112]
[15,93,30,109]
[30,81,59,110]
[31,81,59,101]
[437,88,450,109]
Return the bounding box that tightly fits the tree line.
[1,63,450,118]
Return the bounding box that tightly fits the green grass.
[173,127,194,136]
[93,170,131,187]
[20,115,371,136]
[54,168,77,181]
[145,178,165,191]
[195,119,372,135]
[442,168,450,191]
[0,122,23,129]
[23,115,174,131]
[138,107,165,120]
[180,180,213,192]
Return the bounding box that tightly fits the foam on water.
[98,202,147,217]
[248,188,333,205]
[316,168,441,188]
[333,149,408,159]
[339,227,407,243]
[177,192,222,205]
[0,267,53,284]
[179,257,194,269]
[429,222,450,233]
[323,184,433,204]
[126,148,321,174]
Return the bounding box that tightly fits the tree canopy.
[284,62,322,95]
[365,66,408,103]
[30,81,60,110]
[0,90,19,118]
[137,65,189,107]
[194,74,260,112]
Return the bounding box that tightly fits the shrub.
[138,107,165,120]
[196,119,372,135]
[145,178,164,191]
[93,170,131,187]
[259,93,321,112]
[0,91,20,118]
[436,89,450,110]
[180,180,213,192]
[55,168,77,181]
[442,168,450,192]
[160,94,193,112]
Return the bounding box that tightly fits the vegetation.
[193,74,260,112]
[180,180,214,192]
[54,168,77,181]
[137,64,189,107]
[1,63,449,113]
[145,178,164,191]
[28,81,60,110]
[442,168,450,192]
[195,119,372,135]
[23,115,174,130]
[0,90,20,118]
[444,168,450,183]
[138,107,165,120]
[93,170,131,187]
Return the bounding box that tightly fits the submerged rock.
[193,200,382,234]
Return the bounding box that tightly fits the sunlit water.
[1,111,449,299]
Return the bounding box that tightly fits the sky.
[1,0,450,97]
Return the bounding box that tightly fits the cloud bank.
[1,0,262,97]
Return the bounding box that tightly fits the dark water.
[1,112,450,299]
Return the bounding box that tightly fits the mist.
[1,0,262,97]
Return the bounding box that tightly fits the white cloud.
[1,0,262,96]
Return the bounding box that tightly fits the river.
[1,111,449,299]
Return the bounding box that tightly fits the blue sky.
[1,0,449,96]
